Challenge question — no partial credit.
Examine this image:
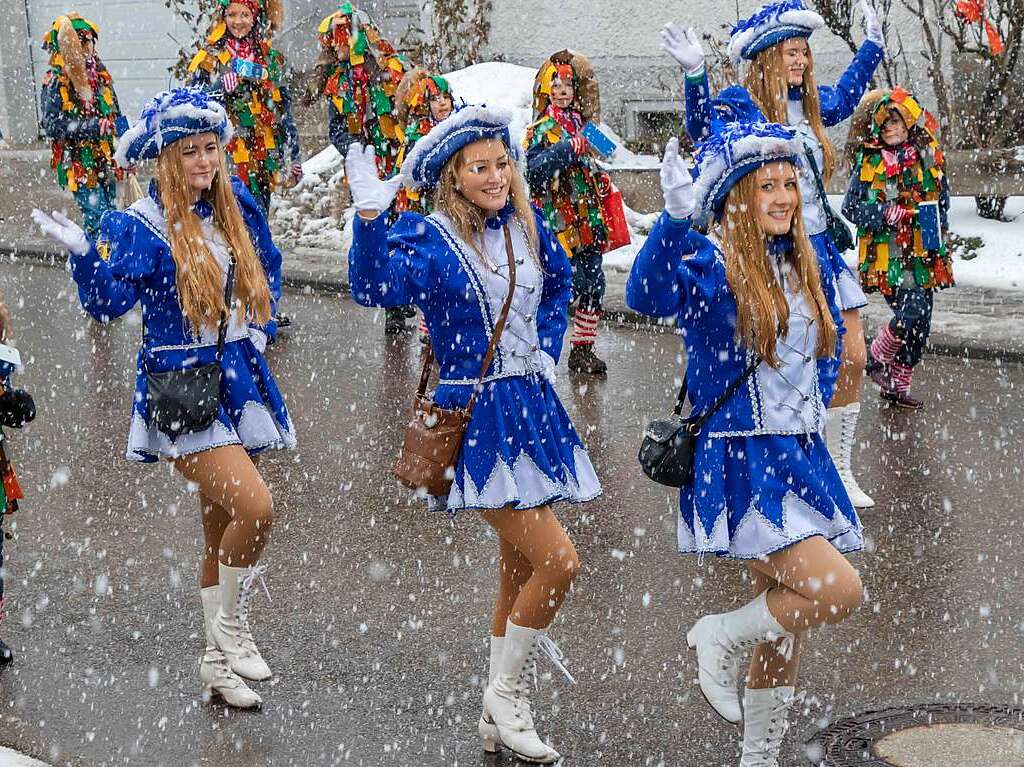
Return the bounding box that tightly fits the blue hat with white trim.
[727,0,825,65]
[692,121,803,221]
[401,103,519,190]
[114,87,233,167]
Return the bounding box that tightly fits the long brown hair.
[717,170,837,367]
[155,140,272,333]
[433,140,539,259]
[744,41,836,181]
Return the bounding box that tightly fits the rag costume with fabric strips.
[188,0,300,210]
[842,88,952,296]
[349,105,602,513]
[311,3,409,173]
[78,88,295,462]
[627,121,860,559]
[393,69,456,214]
[683,0,884,313]
[39,13,126,236]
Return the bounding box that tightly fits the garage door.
[26,0,196,124]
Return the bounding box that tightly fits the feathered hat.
[727,0,825,66]
[401,104,518,190]
[692,121,803,220]
[395,69,454,124]
[43,14,100,103]
[114,87,233,167]
[216,0,284,33]
[532,50,600,123]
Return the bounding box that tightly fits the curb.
[4,243,1023,365]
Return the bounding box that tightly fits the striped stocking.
[871,323,903,364]
[571,309,600,346]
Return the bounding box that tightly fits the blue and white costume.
[627,122,861,559]
[683,0,884,312]
[348,105,601,513]
[70,88,295,462]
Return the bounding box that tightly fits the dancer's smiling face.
[179,132,221,195]
[429,92,454,121]
[550,77,575,109]
[455,138,512,213]
[781,38,810,86]
[752,161,800,236]
[225,3,255,39]
[881,108,910,146]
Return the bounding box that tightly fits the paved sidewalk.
[3,145,1022,360]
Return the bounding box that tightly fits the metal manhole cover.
[805,703,1024,766]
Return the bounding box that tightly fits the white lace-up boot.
[739,686,796,766]
[686,591,792,723]
[211,563,272,681]
[482,620,575,764]
[825,403,874,509]
[478,635,504,753]
[199,586,261,709]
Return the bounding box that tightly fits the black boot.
[568,344,608,375]
[384,307,410,335]
[0,638,13,667]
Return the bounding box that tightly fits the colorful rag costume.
[393,69,455,214]
[313,3,409,175]
[627,121,858,558]
[842,89,952,397]
[188,0,300,211]
[39,14,125,236]
[683,0,884,313]
[0,382,35,627]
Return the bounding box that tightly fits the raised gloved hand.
[660,138,696,220]
[222,71,239,94]
[345,144,405,215]
[861,0,884,45]
[31,209,90,256]
[661,23,705,75]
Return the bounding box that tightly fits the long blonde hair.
[433,141,538,258]
[155,141,272,333]
[718,171,837,367]
[744,42,836,181]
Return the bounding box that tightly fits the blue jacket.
[684,40,884,142]
[349,209,573,382]
[526,138,576,190]
[40,78,108,142]
[68,178,281,371]
[626,213,843,436]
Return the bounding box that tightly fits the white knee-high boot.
[482,620,570,764]
[211,563,272,681]
[740,686,796,766]
[199,587,261,709]
[478,635,504,753]
[686,591,792,724]
[825,403,875,509]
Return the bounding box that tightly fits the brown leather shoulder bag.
[394,226,517,496]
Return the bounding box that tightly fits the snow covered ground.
[269,62,1023,294]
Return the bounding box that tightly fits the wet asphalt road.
[0,260,1022,767]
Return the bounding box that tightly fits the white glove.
[345,144,405,214]
[31,209,90,256]
[661,23,705,76]
[660,138,696,220]
[861,0,884,45]
[248,326,268,354]
[539,351,557,385]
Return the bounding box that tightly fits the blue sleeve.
[69,211,155,323]
[626,212,698,317]
[41,79,101,141]
[533,209,572,362]
[233,178,282,341]
[818,40,884,127]
[683,70,713,142]
[329,104,357,158]
[841,174,887,234]
[349,212,432,308]
[526,139,576,190]
[277,84,301,163]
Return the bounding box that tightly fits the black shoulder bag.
[803,147,855,254]
[146,259,235,440]
[638,357,759,488]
